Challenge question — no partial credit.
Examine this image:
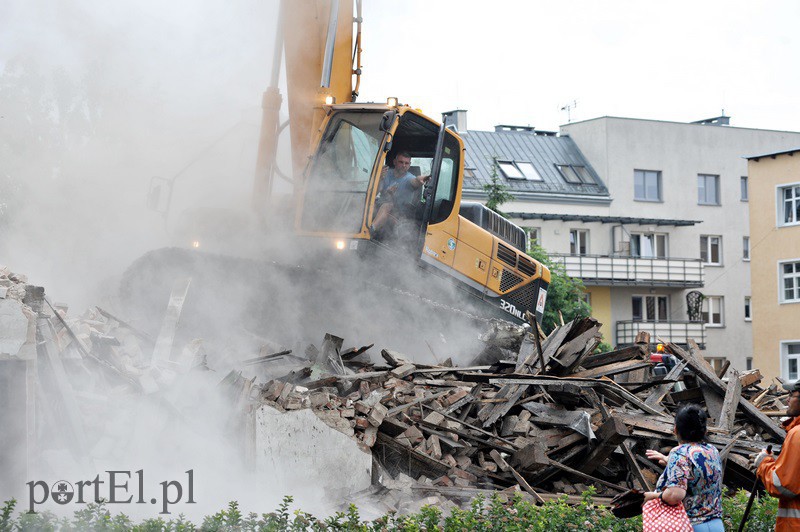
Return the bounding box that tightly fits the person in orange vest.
[755,381,800,530]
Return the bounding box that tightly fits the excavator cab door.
[417,125,462,268]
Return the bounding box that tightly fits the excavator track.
[118,247,507,364]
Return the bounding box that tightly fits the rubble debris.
[246,316,791,505]
[0,264,794,514]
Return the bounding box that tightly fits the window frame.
[700,235,723,266]
[741,176,748,202]
[702,295,725,327]
[497,160,524,180]
[631,294,669,322]
[516,162,543,181]
[778,259,800,304]
[634,169,662,202]
[526,227,541,252]
[744,296,751,321]
[697,174,721,206]
[630,232,668,259]
[743,236,750,261]
[781,340,800,382]
[777,183,800,227]
[569,229,589,256]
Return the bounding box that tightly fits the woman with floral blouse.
[644,403,724,532]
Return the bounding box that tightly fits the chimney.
[442,109,468,132]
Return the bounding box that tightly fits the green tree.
[483,160,514,216]
[527,243,591,334]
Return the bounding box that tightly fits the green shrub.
[0,489,780,531]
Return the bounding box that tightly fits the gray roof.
[461,129,610,197]
[745,147,800,160]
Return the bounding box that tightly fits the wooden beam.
[668,342,785,440]
[569,360,651,379]
[717,369,742,433]
[578,416,630,474]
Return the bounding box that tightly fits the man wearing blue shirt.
[370,151,429,237]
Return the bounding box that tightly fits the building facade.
[747,148,800,382]
[453,110,800,371]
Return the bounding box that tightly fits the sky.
[358,0,800,132]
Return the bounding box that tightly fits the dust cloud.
[0,0,494,521]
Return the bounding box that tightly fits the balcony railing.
[616,320,705,348]
[549,253,704,287]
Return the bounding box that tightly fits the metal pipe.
[320,0,340,88]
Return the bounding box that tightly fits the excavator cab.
[296,105,454,248]
[296,104,551,325]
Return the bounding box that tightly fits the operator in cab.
[370,151,430,239]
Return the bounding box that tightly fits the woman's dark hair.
[675,403,708,442]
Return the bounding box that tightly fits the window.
[783,342,800,381]
[573,166,593,183]
[632,295,668,322]
[702,296,724,326]
[582,292,591,306]
[526,227,541,252]
[634,170,662,201]
[779,185,800,226]
[746,357,753,371]
[743,237,750,260]
[556,164,592,184]
[741,176,748,201]
[303,111,384,233]
[497,161,524,179]
[464,168,476,179]
[744,296,751,321]
[780,260,800,303]
[700,235,722,265]
[698,174,720,205]
[557,164,581,184]
[631,233,667,258]
[497,161,543,181]
[516,162,543,181]
[570,229,589,255]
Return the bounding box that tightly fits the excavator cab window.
[386,113,459,227]
[301,111,385,233]
[428,131,460,224]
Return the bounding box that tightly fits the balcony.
[549,254,704,287]
[616,320,705,348]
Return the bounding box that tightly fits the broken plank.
[508,465,545,504]
[569,359,651,379]
[716,369,741,433]
[578,416,630,474]
[668,341,785,440]
[582,345,645,369]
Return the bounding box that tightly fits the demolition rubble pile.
[244,319,792,506]
[0,266,793,510]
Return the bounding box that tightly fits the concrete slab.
[253,406,372,500]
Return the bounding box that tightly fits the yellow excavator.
[128,0,549,353]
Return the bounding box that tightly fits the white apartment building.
[452,110,800,371]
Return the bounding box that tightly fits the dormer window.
[516,162,543,181]
[556,164,593,184]
[497,160,543,181]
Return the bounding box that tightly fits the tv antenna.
[560,100,577,123]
